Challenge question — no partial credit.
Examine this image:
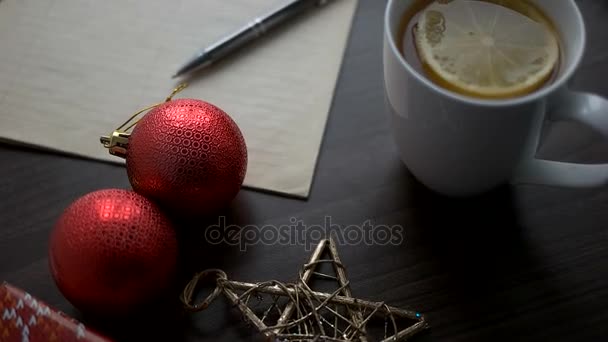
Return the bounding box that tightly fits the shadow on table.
[409,180,529,281]
[406,178,567,341]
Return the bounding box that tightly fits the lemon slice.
[414,0,559,98]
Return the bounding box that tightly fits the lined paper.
[0,0,358,198]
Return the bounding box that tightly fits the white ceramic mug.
[383,0,608,196]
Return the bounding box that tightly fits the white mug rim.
[384,0,587,108]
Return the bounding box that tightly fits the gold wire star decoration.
[181,239,429,341]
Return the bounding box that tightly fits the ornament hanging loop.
[100,83,188,158]
[165,83,188,102]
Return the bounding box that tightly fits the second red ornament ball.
[126,99,247,217]
[49,189,178,316]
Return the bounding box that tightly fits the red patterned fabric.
[0,282,112,342]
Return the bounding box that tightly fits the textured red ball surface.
[126,98,247,217]
[49,189,178,316]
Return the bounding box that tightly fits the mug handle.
[513,90,608,188]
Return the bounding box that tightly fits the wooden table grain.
[1,1,607,341]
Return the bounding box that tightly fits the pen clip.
[100,83,188,158]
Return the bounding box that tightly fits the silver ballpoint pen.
[172,0,332,78]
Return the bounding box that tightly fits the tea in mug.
[399,0,561,99]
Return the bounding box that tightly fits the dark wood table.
[1,1,607,341]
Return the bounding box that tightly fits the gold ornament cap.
[100,83,188,159]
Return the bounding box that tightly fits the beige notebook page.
[0,0,357,198]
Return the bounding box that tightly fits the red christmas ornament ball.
[49,189,179,316]
[126,98,247,216]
